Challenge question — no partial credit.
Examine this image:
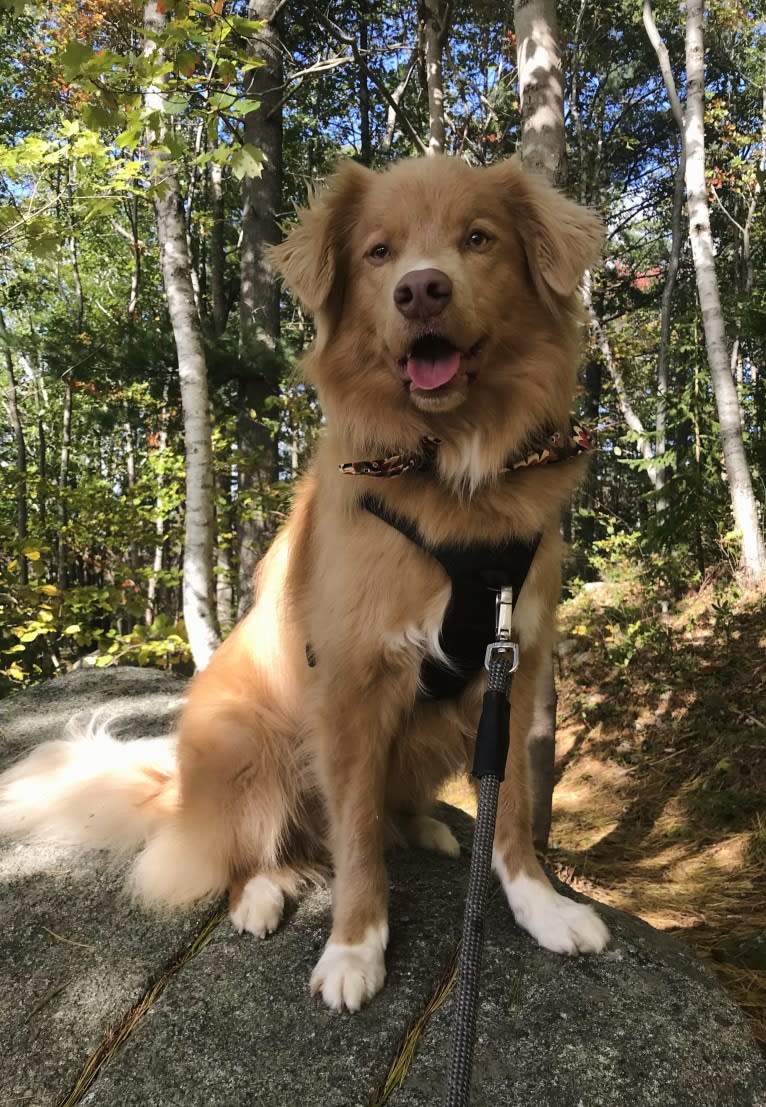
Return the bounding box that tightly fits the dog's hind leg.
[384,702,468,859]
[228,868,302,938]
[388,812,461,858]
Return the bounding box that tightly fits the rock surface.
[1,667,765,1107]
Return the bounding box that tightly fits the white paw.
[494,858,609,955]
[229,875,285,939]
[406,814,460,858]
[310,923,388,1012]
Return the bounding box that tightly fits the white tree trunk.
[144,0,220,667]
[514,0,565,185]
[512,0,567,852]
[419,0,448,155]
[684,0,766,583]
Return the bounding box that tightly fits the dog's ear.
[269,161,373,313]
[490,158,603,307]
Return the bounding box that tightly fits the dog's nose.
[393,268,452,319]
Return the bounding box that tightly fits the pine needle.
[58,909,225,1107]
[26,979,72,1023]
[41,926,95,951]
[371,940,460,1106]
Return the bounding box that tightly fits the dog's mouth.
[397,335,482,393]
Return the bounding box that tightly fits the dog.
[0,155,609,1012]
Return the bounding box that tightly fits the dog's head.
[271,157,602,453]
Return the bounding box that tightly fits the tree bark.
[418,0,449,155]
[144,0,220,667]
[358,2,372,165]
[57,377,72,589]
[144,402,169,627]
[684,0,766,583]
[237,0,283,615]
[0,310,29,584]
[513,0,565,186]
[209,140,228,336]
[216,464,235,632]
[512,0,565,850]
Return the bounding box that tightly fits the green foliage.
[1,0,765,694]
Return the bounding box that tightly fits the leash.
[444,586,519,1107]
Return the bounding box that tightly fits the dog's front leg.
[309,671,406,1012]
[491,647,610,954]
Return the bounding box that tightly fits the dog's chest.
[364,495,540,699]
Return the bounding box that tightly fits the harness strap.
[360,493,541,700]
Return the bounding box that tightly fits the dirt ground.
[443,575,766,1049]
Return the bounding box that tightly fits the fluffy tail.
[0,719,178,855]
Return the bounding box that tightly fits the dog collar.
[339,420,594,478]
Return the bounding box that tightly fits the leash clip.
[484,640,519,672]
[484,586,519,671]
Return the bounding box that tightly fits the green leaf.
[81,103,121,132]
[229,16,267,35]
[158,93,189,116]
[230,143,264,181]
[228,98,261,118]
[60,40,94,79]
[116,117,145,151]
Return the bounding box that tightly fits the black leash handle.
[444,650,515,1107]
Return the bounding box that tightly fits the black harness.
[308,422,591,700]
[360,493,541,700]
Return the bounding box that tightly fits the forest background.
[1,0,765,682]
[1,0,766,1048]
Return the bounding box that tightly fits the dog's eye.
[368,243,390,263]
[467,229,490,249]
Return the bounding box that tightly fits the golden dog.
[0,156,609,1011]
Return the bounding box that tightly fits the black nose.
[393,268,452,319]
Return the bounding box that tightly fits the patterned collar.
[339,420,594,478]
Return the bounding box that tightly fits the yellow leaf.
[25,550,41,561]
[38,584,61,596]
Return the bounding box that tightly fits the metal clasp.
[484,640,520,672]
[484,586,520,671]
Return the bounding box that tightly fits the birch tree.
[683,0,766,583]
[418,0,449,155]
[514,0,565,186]
[513,0,567,850]
[144,0,220,668]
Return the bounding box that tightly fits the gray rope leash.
[444,589,518,1107]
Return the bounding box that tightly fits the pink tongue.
[406,350,461,390]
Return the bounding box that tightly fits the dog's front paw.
[229,875,285,939]
[495,862,609,954]
[310,924,388,1012]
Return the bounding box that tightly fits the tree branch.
[303,0,427,154]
